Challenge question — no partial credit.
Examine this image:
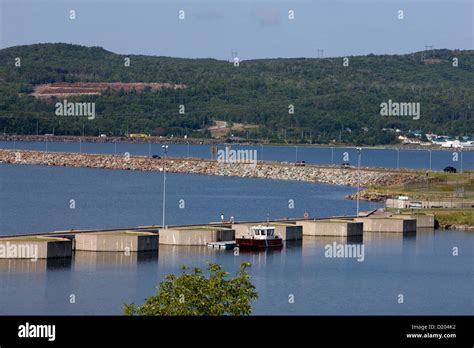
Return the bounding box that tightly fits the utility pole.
[162,145,169,229]
[428,149,432,171]
[356,147,362,216]
[396,148,400,170]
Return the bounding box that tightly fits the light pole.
[148,140,151,157]
[260,144,264,162]
[185,135,189,158]
[396,148,400,170]
[162,145,169,229]
[331,147,334,165]
[295,146,298,162]
[428,149,432,171]
[356,147,362,216]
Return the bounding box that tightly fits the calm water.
[0,164,472,315]
[0,231,472,315]
[1,140,472,171]
[0,164,380,235]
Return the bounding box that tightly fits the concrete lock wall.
[284,225,303,240]
[391,214,435,228]
[232,224,302,240]
[46,239,73,258]
[0,237,72,259]
[296,220,363,236]
[354,217,417,233]
[159,227,235,245]
[232,224,251,239]
[74,231,158,251]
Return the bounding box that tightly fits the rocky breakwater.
[0,149,420,187]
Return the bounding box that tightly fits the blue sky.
[0,0,472,59]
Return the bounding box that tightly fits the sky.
[0,0,472,60]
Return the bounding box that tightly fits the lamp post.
[428,149,432,171]
[162,145,169,229]
[184,135,190,158]
[396,148,400,170]
[356,147,362,216]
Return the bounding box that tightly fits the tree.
[123,262,258,316]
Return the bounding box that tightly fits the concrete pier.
[354,217,416,233]
[0,236,72,259]
[74,231,158,252]
[158,226,234,246]
[390,214,435,228]
[296,219,363,236]
[232,222,302,241]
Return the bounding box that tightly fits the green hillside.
[0,43,472,145]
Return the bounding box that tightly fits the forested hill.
[0,43,472,145]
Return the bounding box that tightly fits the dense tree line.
[0,43,472,145]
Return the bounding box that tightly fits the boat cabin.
[250,225,277,239]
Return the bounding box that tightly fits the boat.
[236,225,283,249]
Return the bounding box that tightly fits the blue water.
[0,164,378,235]
[0,231,472,315]
[0,164,472,315]
[1,140,472,171]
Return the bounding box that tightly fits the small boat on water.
[236,225,283,249]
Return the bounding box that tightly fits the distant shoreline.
[1,135,471,151]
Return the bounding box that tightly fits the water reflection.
[0,257,72,273]
[415,228,435,254]
[364,231,416,254]
[74,250,158,270]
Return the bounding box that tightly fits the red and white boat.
[236,225,283,249]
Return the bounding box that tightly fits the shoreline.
[1,135,472,151]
